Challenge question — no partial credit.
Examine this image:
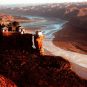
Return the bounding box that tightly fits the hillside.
[53,16,87,54]
[0,33,87,86]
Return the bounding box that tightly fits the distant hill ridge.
[0,3,87,20]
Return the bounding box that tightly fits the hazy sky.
[0,0,87,5]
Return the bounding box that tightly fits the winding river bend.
[21,16,87,79]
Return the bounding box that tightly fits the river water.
[20,15,87,80]
[20,16,66,38]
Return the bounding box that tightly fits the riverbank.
[53,22,87,54]
[14,16,33,23]
[15,15,87,80]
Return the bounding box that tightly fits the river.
[20,16,66,37]
[20,15,87,80]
